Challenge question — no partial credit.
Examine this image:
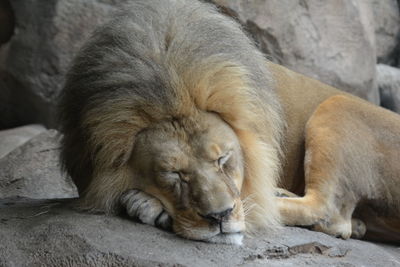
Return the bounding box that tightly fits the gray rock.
[2,0,390,128]
[367,0,400,64]
[211,0,379,104]
[0,201,398,267]
[0,0,14,45]
[0,42,8,66]
[377,64,400,113]
[0,130,77,199]
[0,124,45,159]
[3,0,128,128]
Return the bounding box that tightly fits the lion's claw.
[275,188,299,198]
[120,189,172,230]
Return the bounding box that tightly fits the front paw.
[120,189,172,230]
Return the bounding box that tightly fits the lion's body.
[270,62,400,242]
[58,0,400,244]
[269,62,344,192]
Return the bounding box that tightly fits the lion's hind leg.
[277,193,356,239]
[277,95,375,239]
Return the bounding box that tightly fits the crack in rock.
[289,242,349,257]
[244,242,349,262]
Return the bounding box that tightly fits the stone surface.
[2,0,128,128]
[0,201,398,267]
[0,70,40,129]
[0,0,14,45]
[0,130,77,199]
[368,0,400,64]
[211,0,379,104]
[0,124,45,159]
[0,129,398,267]
[0,124,398,266]
[377,64,400,113]
[391,40,400,68]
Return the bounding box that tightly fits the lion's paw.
[351,218,366,239]
[312,217,352,240]
[120,189,172,230]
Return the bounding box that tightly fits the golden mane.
[59,0,284,234]
[78,58,283,232]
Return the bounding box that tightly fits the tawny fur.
[269,63,400,241]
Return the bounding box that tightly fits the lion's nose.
[200,207,233,223]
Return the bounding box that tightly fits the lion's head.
[130,112,245,243]
[59,0,284,245]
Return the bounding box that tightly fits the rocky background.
[0,0,399,266]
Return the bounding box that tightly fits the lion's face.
[129,112,246,244]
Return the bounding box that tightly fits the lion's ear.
[76,99,161,213]
[82,96,166,170]
[111,140,135,169]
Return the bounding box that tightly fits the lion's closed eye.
[218,151,232,168]
[160,171,189,183]
[155,171,183,188]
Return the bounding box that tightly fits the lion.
[58,0,400,245]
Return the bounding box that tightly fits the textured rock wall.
[0,0,14,45]
[212,0,379,103]
[377,64,400,112]
[0,0,400,128]
[368,0,400,64]
[0,0,128,128]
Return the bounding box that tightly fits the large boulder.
[368,0,400,64]
[0,69,48,129]
[1,0,128,128]
[0,202,398,266]
[377,64,400,113]
[0,124,45,159]
[211,0,379,104]
[0,130,77,200]
[0,0,14,45]
[3,0,399,128]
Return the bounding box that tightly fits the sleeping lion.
[58,0,400,244]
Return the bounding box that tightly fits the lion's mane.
[58,0,283,233]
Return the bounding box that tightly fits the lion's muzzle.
[198,207,233,225]
[171,198,245,245]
